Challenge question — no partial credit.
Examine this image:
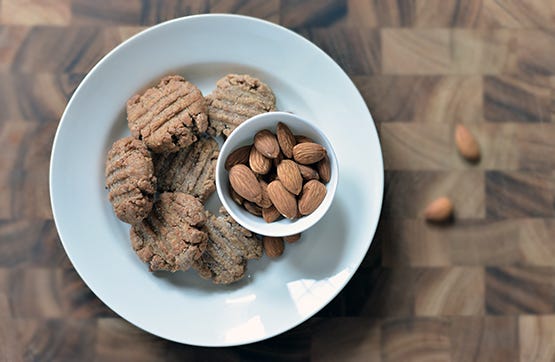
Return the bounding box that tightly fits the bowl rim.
[216,111,339,237]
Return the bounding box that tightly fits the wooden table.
[2,1,555,360]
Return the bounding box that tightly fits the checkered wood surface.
[2,1,555,361]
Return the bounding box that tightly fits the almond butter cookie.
[193,209,262,284]
[105,136,156,224]
[153,137,219,203]
[130,192,207,272]
[206,74,276,137]
[127,75,208,153]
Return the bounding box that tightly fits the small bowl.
[216,111,339,237]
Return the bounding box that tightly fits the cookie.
[206,74,276,137]
[127,75,208,153]
[193,209,262,284]
[130,192,208,272]
[154,137,219,203]
[105,136,156,224]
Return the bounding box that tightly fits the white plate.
[50,14,383,347]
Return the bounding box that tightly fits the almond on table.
[424,196,454,222]
[455,124,480,162]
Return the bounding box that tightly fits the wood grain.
[2,0,555,360]
[519,315,555,361]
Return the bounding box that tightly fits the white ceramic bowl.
[216,112,339,237]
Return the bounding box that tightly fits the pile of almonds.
[226,122,331,223]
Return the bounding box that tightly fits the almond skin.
[225,145,251,170]
[295,135,314,144]
[244,201,262,216]
[267,180,297,219]
[317,154,331,183]
[257,180,273,208]
[254,130,280,159]
[229,186,244,205]
[229,164,262,204]
[277,159,303,195]
[284,233,301,243]
[276,122,296,158]
[424,197,454,222]
[293,142,326,165]
[263,236,284,258]
[455,124,480,162]
[249,147,272,175]
[298,179,327,215]
[262,205,281,223]
[297,163,319,181]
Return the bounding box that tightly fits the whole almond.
[317,154,331,183]
[244,201,262,216]
[455,124,480,162]
[277,159,303,195]
[298,163,319,181]
[229,186,244,205]
[293,142,326,165]
[424,197,454,222]
[284,233,301,243]
[298,179,327,215]
[295,135,314,144]
[276,122,296,158]
[254,130,280,159]
[262,205,281,223]
[263,236,284,258]
[257,180,273,208]
[229,164,262,204]
[225,145,251,170]
[249,147,272,175]
[267,180,297,219]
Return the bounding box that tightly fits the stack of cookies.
[105,74,276,284]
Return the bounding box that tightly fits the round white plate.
[50,14,383,347]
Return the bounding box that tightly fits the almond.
[267,180,297,219]
[262,205,281,223]
[244,201,262,216]
[257,180,273,208]
[424,197,454,222]
[293,142,326,165]
[263,236,284,258]
[284,233,301,243]
[249,147,271,175]
[295,135,314,144]
[276,122,296,158]
[455,124,480,162]
[297,163,319,181]
[317,154,331,183]
[298,179,327,215]
[225,145,251,170]
[229,164,262,204]
[277,159,303,195]
[229,186,244,205]
[254,130,280,159]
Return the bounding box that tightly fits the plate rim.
[49,13,384,347]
